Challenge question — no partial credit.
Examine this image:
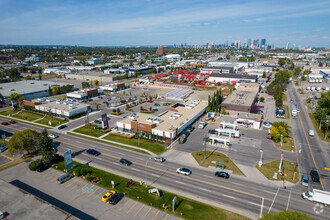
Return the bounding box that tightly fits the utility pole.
[204,133,207,160]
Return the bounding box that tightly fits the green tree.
[248,57,255,62]
[303,69,309,75]
[38,129,55,163]
[273,85,283,107]
[82,82,90,89]
[8,93,24,103]
[226,54,230,60]
[7,129,39,155]
[62,85,73,93]
[7,67,20,81]
[278,58,285,67]
[238,57,247,62]
[259,210,313,220]
[25,75,35,80]
[293,67,302,76]
[52,86,61,95]
[260,97,265,102]
[48,85,53,96]
[262,71,266,78]
[93,80,99,87]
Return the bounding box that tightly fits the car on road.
[266,134,272,139]
[301,174,309,187]
[58,125,67,130]
[103,101,109,104]
[36,164,51,172]
[86,149,101,156]
[48,134,59,139]
[101,190,116,202]
[215,172,230,179]
[120,158,132,166]
[176,168,192,176]
[291,99,294,103]
[263,121,272,129]
[152,108,158,112]
[258,110,264,115]
[107,98,112,101]
[147,100,153,103]
[109,193,124,205]
[9,120,16,124]
[0,145,8,152]
[154,157,166,163]
[308,130,315,136]
[310,170,320,182]
[1,122,9,125]
[154,103,160,106]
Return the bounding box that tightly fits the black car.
[36,164,51,172]
[120,158,132,166]
[109,193,124,205]
[153,108,158,112]
[86,149,101,156]
[310,170,320,182]
[94,120,102,124]
[58,125,67,130]
[215,172,230,179]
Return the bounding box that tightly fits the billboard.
[101,113,109,130]
[64,150,73,172]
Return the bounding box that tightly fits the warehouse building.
[66,88,103,100]
[99,83,130,92]
[207,73,258,84]
[116,101,208,143]
[0,80,72,104]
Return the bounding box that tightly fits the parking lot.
[0,163,177,220]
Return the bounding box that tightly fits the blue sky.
[0,0,329,47]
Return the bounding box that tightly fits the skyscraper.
[256,39,260,48]
[253,40,257,47]
[247,39,252,48]
[156,46,165,56]
[286,42,290,49]
[260,39,266,49]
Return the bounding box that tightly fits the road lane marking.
[135,157,143,160]
[268,187,280,213]
[75,141,83,144]
[164,214,169,220]
[117,152,125,155]
[198,187,211,192]
[134,205,145,217]
[248,201,260,206]
[65,179,76,188]
[174,180,184,184]
[151,173,159,177]
[202,174,213,178]
[127,201,138,214]
[120,199,131,211]
[286,189,292,211]
[142,207,152,220]
[0,153,14,161]
[325,167,330,171]
[262,190,275,195]
[231,182,243,186]
[94,189,105,200]
[222,194,235,200]
[131,168,139,172]
[260,198,264,218]
[88,187,99,197]
[152,210,160,220]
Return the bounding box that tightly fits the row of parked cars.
[1,120,16,125]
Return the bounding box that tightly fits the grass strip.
[103,133,167,155]
[73,125,109,138]
[54,160,249,220]
[67,132,150,155]
[283,105,290,119]
[256,160,299,184]
[273,136,295,152]
[192,151,244,176]
[11,111,44,121]
[282,94,288,102]
[0,115,51,129]
[35,117,67,127]
[309,113,330,142]
[0,153,36,172]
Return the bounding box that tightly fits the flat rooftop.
[222,90,257,107]
[161,89,193,100]
[121,101,208,133]
[0,80,71,97]
[37,100,90,112]
[209,73,258,80]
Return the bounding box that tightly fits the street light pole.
[145,158,151,188]
[280,134,283,147]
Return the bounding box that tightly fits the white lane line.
[151,173,159,177]
[248,201,261,206]
[197,187,211,192]
[117,152,125,155]
[202,174,213,178]
[135,157,144,160]
[75,141,83,144]
[174,180,184,185]
[232,182,243,186]
[111,162,118,165]
[131,168,139,172]
[222,194,236,200]
[286,189,292,211]
[268,187,280,213]
[262,190,275,194]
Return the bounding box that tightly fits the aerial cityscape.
[0,0,329,220]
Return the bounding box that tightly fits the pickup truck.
[301,189,330,205]
[198,122,207,129]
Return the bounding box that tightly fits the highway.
[0,116,329,219]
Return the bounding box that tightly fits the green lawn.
[12,111,44,121]
[54,160,248,220]
[273,136,295,152]
[309,113,330,142]
[256,160,299,183]
[73,125,109,137]
[0,109,20,116]
[283,105,290,119]
[103,133,167,155]
[35,117,67,127]
[192,151,244,176]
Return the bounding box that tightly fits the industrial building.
[99,83,130,92]
[116,101,208,143]
[0,80,72,104]
[201,66,235,74]
[66,88,103,100]
[207,73,258,84]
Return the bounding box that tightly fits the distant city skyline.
[0,0,329,47]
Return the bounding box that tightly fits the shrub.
[73,169,81,176]
[52,154,64,163]
[86,176,93,182]
[29,159,44,171]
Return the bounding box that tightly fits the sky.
[0,0,329,47]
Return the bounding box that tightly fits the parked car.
[103,101,109,104]
[263,121,272,129]
[57,174,73,184]
[258,110,264,115]
[48,134,59,139]
[277,114,285,118]
[109,193,124,205]
[308,130,315,136]
[291,99,294,103]
[153,108,158,112]
[36,164,51,172]
[94,120,102,124]
[120,158,132,166]
[1,122,9,125]
[86,149,101,156]
[266,134,272,139]
[176,168,192,176]
[58,125,67,130]
[101,190,116,202]
[215,172,230,179]
[198,122,207,129]
[301,174,309,187]
[154,156,166,163]
[310,170,320,182]
[9,120,16,124]
[147,100,153,103]
[107,98,112,101]
[154,103,160,106]
[0,145,8,152]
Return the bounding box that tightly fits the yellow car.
[101,190,116,202]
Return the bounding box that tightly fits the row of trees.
[270,121,290,143]
[315,91,330,137]
[207,88,223,112]
[267,70,292,107]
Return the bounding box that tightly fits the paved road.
[0,119,329,219]
[288,82,330,191]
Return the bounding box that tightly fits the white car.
[263,122,272,129]
[308,130,314,136]
[154,157,166,163]
[198,122,207,129]
[176,168,192,176]
[48,134,59,139]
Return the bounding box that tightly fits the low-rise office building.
[99,83,129,92]
[116,101,208,143]
[66,88,103,100]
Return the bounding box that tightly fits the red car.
[9,120,16,124]
[268,93,273,96]
[1,122,9,125]
[257,105,264,109]
[147,100,153,103]
[266,134,272,139]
